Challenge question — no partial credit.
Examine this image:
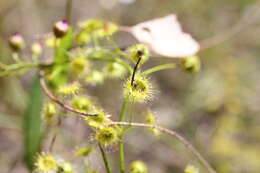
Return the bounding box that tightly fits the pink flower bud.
[9,33,25,51]
[53,20,69,38]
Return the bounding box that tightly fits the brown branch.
[107,121,217,173]
[39,72,97,116]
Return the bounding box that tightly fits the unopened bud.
[31,42,42,59]
[9,33,25,52]
[53,20,69,38]
[130,161,148,173]
[181,55,201,73]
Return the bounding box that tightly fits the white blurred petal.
[130,14,200,58]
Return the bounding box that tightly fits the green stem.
[0,63,39,77]
[142,63,177,76]
[89,56,132,74]
[124,100,135,133]
[118,98,129,173]
[98,143,112,173]
[119,98,129,122]
[119,142,125,173]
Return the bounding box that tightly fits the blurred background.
[1,0,260,173]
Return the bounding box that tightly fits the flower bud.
[123,75,153,103]
[85,70,104,85]
[104,62,126,79]
[43,102,57,123]
[57,82,81,96]
[181,55,201,73]
[70,57,89,76]
[57,161,73,173]
[84,109,110,128]
[71,96,93,113]
[95,127,118,146]
[145,111,160,135]
[75,146,92,157]
[53,20,69,38]
[184,165,199,173]
[128,44,149,65]
[35,153,58,172]
[31,42,42,59]
[130,161,148,173]
[9,33,25,52]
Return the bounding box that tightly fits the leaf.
[130,14,200,58]
[23,75,44,171]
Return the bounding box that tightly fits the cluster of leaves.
[1,16,203,173]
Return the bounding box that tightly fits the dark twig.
[107,121,217,173]
[39,72,97,116]
[131,51,143,86]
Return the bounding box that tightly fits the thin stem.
[119,98,129,122]
[39,72,97,116]
[119,142,125,173]
[108,121,217,173]
[142,63,177,76]
[124,101,135,132]
[131,55,142,86]
[49,117,62,152]
[98,143,112,173]
[118,98,129,173]
[65,0,73,23]
[88,55,132,74]
[0,62,39,77]
[128,101,135,123]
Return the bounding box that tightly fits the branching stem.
[39,72,97,116]
[107,121,217,173]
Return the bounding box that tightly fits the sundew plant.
[0,2,217,173]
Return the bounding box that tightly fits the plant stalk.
[142,63,176,76]
[98,143,112,173]
[108,121,217,173]
[118,98,129,173]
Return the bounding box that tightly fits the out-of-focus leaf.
[23,75,44,171]
[49,27,73,88]
[130,14,200,58]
